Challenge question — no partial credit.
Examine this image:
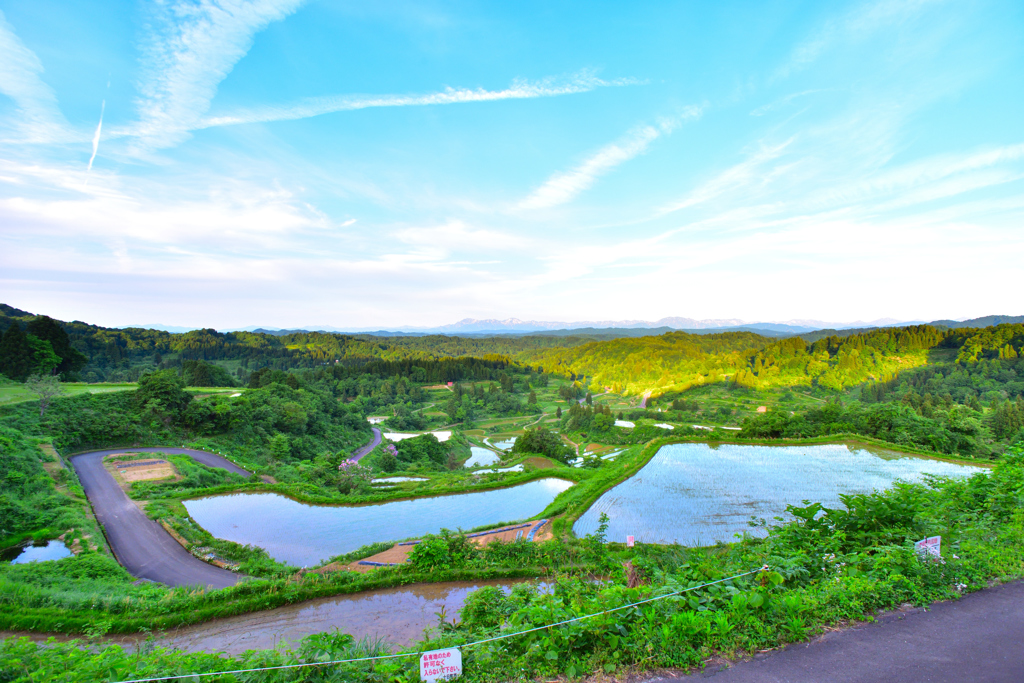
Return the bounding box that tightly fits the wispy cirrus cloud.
[0,10,74,143]
[518,106,703,211]
[124,0,306,150]
[750,89,830,116]
[773,0,942,81]
[198,71,642,129]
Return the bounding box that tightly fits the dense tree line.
[523,330,776,395]
[740,399,1007,457]
[731,326,948,391]
[0,369,371,464]
[0,304,577,385]
[0,315,87,381]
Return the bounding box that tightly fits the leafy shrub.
[408,529,477,570]
[513,427,573,464]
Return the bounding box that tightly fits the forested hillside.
[0,305,592,384]
[521,331,772,395]
[521,326,950,395]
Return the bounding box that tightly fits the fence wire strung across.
[110,565,770,683]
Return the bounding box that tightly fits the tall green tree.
[27,337,60,375]
[24,374,64,418]
[135,369,192,418]
[25,316,87,376]
[0,323,32,381]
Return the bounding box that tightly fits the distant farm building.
[756,406,768,413]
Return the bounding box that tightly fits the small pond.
[573,443,986,546]
[475,464,524,474]
[1,540,72,564]
[372,477,428,483]
[464,447,500,467]
[185,478,574,566]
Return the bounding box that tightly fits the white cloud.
[198,71,641,128]
[123,0,306,150]
[395,220,527,253]
[750,89,829,116]
[773,0,942,81]
[519,107,703,211]
[658,138,794,216]
[0,10,74,143]
[0,158,326,249]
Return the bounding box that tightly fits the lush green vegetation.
[4,303,1024,683]
[0,427,96,549]
[4,446,1022,682]
[0,304,591,385]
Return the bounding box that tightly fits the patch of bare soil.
[103,453,179,488]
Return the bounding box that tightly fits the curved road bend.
[72,429,382,588]
[351,427,381,461]
[71,447,250,589]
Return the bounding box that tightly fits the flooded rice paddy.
[3,580,547,655]
[1,540,71,564]
[474,464,524,474]
[574,443,986,546]
[185,478,574,566]
[464,447,500,467]
[142,579,545,653]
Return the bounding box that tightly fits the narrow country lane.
[661,579,1024,683]
[71,448,246,588]
[70,429,381,588]
[350,427,381,461]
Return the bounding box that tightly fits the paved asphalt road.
[351,427,381,461]
[71,429,381,588]
[656,579,1024,683]
[71,447,250,588]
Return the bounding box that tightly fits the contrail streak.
[87,100,105,172]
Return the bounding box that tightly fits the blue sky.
[1,0,1022,329]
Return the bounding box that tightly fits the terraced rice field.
[573,443,985,546]
[185,478,574,566]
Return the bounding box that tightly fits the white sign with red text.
[914,536,941,558]
[420,647,462,683]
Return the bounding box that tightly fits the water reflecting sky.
[573,443,985,546]
[186,478,572,566]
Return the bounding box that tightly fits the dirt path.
[70,448,247,588]
[657,579,1024,682]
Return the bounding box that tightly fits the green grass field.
[0,382,245,405]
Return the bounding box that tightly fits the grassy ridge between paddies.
[3,446,1023,682]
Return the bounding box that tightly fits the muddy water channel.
[574,443,986,546]
[3,580,542,655]
[153,579,541,654]
[185,478,573,566]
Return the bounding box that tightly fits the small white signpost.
[626,535,635,548]
[420,647,462,683]
[914,536,941,558]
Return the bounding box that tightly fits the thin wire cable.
[111,565,769,683]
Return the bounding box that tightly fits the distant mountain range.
[121,315,1024,337]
